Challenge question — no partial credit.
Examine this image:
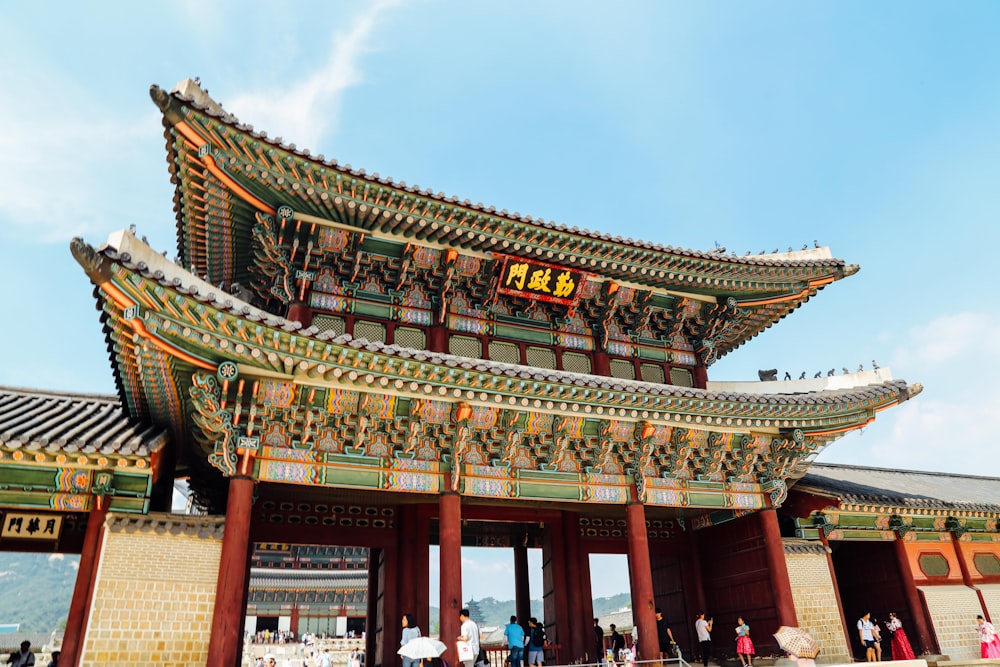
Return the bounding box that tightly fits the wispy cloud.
[820,310,1000,476]
[0,65,161,244]
[226,0,400,151]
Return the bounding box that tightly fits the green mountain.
[0,552,79,632]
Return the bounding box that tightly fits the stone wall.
[784,540,852,662]
[918,585,982,660]
[79,512,224,667]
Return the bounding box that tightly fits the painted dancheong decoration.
[61,79,918,524]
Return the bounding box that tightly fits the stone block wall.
[918,585,982,660]
[79,512,225,667]
[784,540,852,662]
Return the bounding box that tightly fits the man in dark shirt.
[594,618,605,663]
[655,608,677,660]
[609,624,626,659]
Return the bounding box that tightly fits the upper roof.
[149,78,858,359]
[0,385,168,458]
[795,462,1000,513]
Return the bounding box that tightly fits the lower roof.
[795,462,1000,513]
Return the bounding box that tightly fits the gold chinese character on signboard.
[552,271,576,298]
[527,268,552,293]
[505,262,528,290]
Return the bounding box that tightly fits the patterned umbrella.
[773,626,820,659]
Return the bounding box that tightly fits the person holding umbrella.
[401,614,423,667]
[773,626,820,667]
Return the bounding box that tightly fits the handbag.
[457,641,476,662]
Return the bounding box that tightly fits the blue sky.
[1,1,999,602]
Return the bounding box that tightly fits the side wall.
[80,513,224,667]
[784,542,851,662]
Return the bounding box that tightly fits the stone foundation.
[784,540,851,662]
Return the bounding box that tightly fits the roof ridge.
[809,461,1000,482]
[153,79,848,270]
[0,384,118,402]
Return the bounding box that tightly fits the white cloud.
[891,311,1000,369]
[0,67,161,244]
[226,0,401,151]
[821,309,1000,477]
[48,553,64,563]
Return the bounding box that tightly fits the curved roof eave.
[74,230,919,431]
[150,80,855,292]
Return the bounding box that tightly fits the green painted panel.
[797,528,822,540]
[966,534,998,543]
[494,324,553,344]
[687,480,727,491]
[360,237,405,258]
[911,517,940,530]
[517,470,581,483]
[0,492,60,509]
[912,532,949,542]
[324,454,383,466]
[0,466,60,488]
[687,492,728,507]
[637,346,667,361]
[834,529,890,541]
[112,472,152,496]
[107,496,148,513]
[516,482,581,502]
[324,468,382,488]
[354,301,392,319]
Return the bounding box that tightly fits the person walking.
[977,615,1000,658]
[884,613,915,660]
[609,624,626,661]
[655,608,677,661]
[6,642,35,667]
[458,609,482,667]
[735,617,755,667]
[694,613,713,667]
[858,612,877,662]
[527,617,546,667]
[594,618,605,664]
[401,613,422,667]
[504,616,526,667]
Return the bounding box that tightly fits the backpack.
[531,626,546,648]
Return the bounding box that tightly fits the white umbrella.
[398,637,448,660]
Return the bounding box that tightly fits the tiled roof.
[83,231,919,411]
[154,79,851,274]
[795,462,1000,513]
[0,385,168,457]
[249,568,368,589]
[108,513,225,538]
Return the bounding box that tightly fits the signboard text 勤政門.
[498,257,586,306]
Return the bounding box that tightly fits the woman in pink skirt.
[735,617,755,667]
[885,613,916,660]
[977,615,1000,658]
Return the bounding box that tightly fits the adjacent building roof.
[0,385,168,458]
[795,462,1000,513]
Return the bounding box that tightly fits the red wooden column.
[893,537,935,652]
[952,533,990,619]
[818,530,853,653]
[759,509,797,626]
[290,604,301,637]
[207,475,255,667]
[62,495,109,667]
[415,505,433,634]
[287,302,314,328]
[439,491,463,666]
[626,501,657,660]
[514,544,531,628]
